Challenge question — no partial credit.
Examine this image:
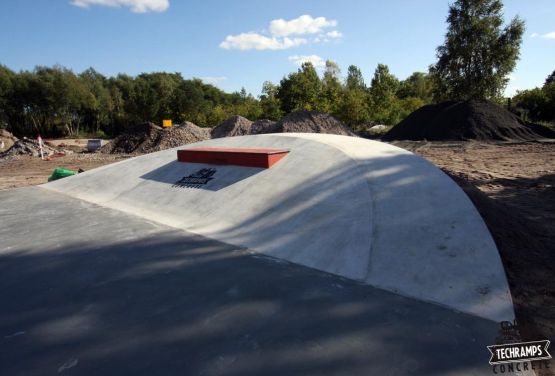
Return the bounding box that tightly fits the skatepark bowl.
[0,134,519,375]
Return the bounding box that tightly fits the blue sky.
[0,0,553,97]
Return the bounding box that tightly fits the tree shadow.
[0,189,499,376]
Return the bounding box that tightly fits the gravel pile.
[274,111,356,136]
[211,116,253,138]
[250,119,279,135]
[102,112,358,155]
[383,99,555,141]
[0,137,59,159]
[102,122,210,154]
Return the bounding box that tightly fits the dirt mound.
[102,122,209,154]
[250,119,279,135]
[0,129,18,152]
[0,137,59,159]
[383,99,555,141]
[211,116,253,138]
[150,122,210,152]
[275,111,356,136]
[101,122,161,154]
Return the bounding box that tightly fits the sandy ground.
[0,153,131,189]
[393,140,555,354]
[1,140,554,371]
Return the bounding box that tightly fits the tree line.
[511,71,555,124]
[1,0,553,138]
[0,62,434,138]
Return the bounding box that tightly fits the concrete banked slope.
[45,133,513,322]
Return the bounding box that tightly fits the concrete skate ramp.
[44,133,513,322]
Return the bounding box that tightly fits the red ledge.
[177,148,290,168]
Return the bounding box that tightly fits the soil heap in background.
[274,110,356,136]
[101,122,161,154]
[0,137,59,159]
[102,121,210,154]
[250,119,279,135]
[148,122,211,152]
[211,115,253,138]
[383,99,555,141]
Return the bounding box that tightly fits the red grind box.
[177,148,290,168]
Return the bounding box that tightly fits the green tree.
[345,65,365,91]
[512,88,548,122]
[321,60,343,114]
[259,81,283,120]
[79,68,113,135]
[544,69,555,87]
[0,65,15,129]
[430,0,525,101]
[337,87,370,127]
[277,62,322,113]
[397,72,433,103]
[369,64,400,124]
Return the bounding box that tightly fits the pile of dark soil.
[102,122,210,154]
[383,99,555,141]
[274,110,356,136]
[0,137,59,159]
[101,122,161,154]
[211,116,253,138]
[250,119,279,135]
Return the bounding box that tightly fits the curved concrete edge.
[43,133,514,322]
[277,134,514,322]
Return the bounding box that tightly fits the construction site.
[1,101,554,375]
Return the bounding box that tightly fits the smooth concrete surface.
[0,188,528,376]
[43,133,513,322]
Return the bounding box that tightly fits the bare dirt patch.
[0,153,131,189]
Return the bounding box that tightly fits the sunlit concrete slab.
[43,133,513,322]
[0,188,516,376]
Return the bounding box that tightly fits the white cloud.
[530,33,539,38]
[220,14,340,51]
[542,31,555,39]
[219,33,306,50]
[70,0,169,13]
[288,55,326,69]
[199,76,227,85]
[269,15,337,37]
[326,30,342,39]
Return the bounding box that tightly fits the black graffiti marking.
[173,168,217,188]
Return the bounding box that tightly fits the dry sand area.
[394,140,555,348]
[1,139,554,352]
[0,153,131,189]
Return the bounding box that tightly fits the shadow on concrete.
[0,178,501,376]
[0,230,497,376]
[140,160,264,191]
